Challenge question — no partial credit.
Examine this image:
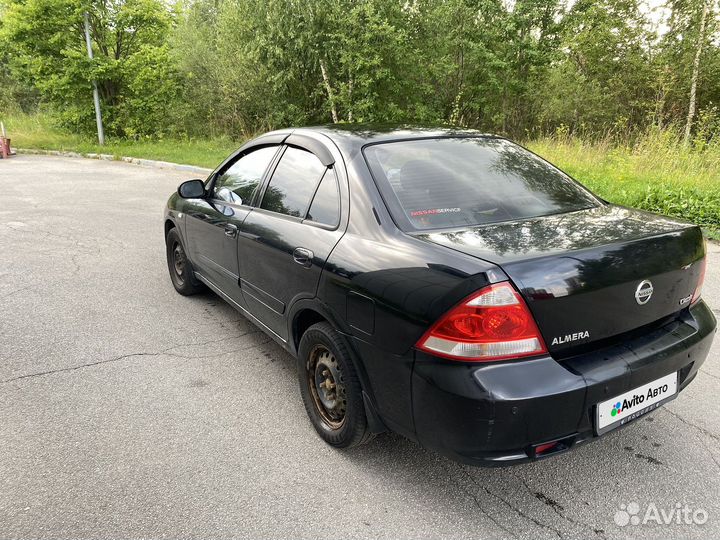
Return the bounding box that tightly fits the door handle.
[224,223,238,238]
[293,247,314,268]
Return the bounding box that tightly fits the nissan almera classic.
[163,126,715,466]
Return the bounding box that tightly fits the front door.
[237,146,344,341]
[184,145,280,305]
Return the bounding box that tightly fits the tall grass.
[527,128,720,231]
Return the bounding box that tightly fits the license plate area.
[595,372,678,435]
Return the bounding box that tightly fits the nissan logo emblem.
[635,280,654,305]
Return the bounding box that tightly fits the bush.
[633,184,720,230]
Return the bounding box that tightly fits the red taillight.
[692,255,707,305]
[416,282,547,362]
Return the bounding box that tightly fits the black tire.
[166,227,204,296]
[297,322,373,448]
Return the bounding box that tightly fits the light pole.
[83,11,105,145]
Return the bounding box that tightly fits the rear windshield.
[363,137,600,231]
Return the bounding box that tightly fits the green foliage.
[0,0,181,137]
[637,184,720,229]
[534,0,658,134]
[0,1,38,115]
[2,0,719,141]
[529,127,720,231]
[115,44,184,137]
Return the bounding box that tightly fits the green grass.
[5,113,720,232]
[3,113,238,168]
[528,134,720,232]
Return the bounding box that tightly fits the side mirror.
[178,179,206,199]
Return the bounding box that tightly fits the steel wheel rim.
[307,345,346,430]
[172,242,186,282]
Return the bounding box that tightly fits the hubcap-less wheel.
[172,242,186,284]
[166,228,204,296]
[297,322,372,448]
[307,345,347,429]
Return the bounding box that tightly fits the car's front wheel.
[166,227,204,295]
[297,322,373,448]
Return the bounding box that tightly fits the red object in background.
[0,137,10,158]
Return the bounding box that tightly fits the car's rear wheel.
[297,322,372,448]
[166,227,204,295]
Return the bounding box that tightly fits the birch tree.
[684,0,711,144]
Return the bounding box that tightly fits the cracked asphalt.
[1,154,720,539]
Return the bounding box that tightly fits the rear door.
[237,143,344,341]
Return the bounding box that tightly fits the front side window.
[213,145,278,205]
[363,138,600,231]
[260,147,326,218]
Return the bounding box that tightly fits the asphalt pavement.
[1,155,719,539]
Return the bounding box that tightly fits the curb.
[17,148,213,175]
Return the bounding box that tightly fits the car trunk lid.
[413,205,705,355]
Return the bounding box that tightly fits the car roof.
[262,125,499,157]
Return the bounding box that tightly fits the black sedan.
[163,126,715,466]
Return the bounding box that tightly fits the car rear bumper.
[411,300,716,466]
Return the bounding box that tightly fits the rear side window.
[213,145,278,205]
[363,138,600,231]
[306,170,340,227]
[261,147,325,218]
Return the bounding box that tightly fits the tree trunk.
[684,0,709,145]
[347,74,353,123]
[319,58,339,124]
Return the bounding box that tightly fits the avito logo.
[614,501,708,527]
[610,383,670,418]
